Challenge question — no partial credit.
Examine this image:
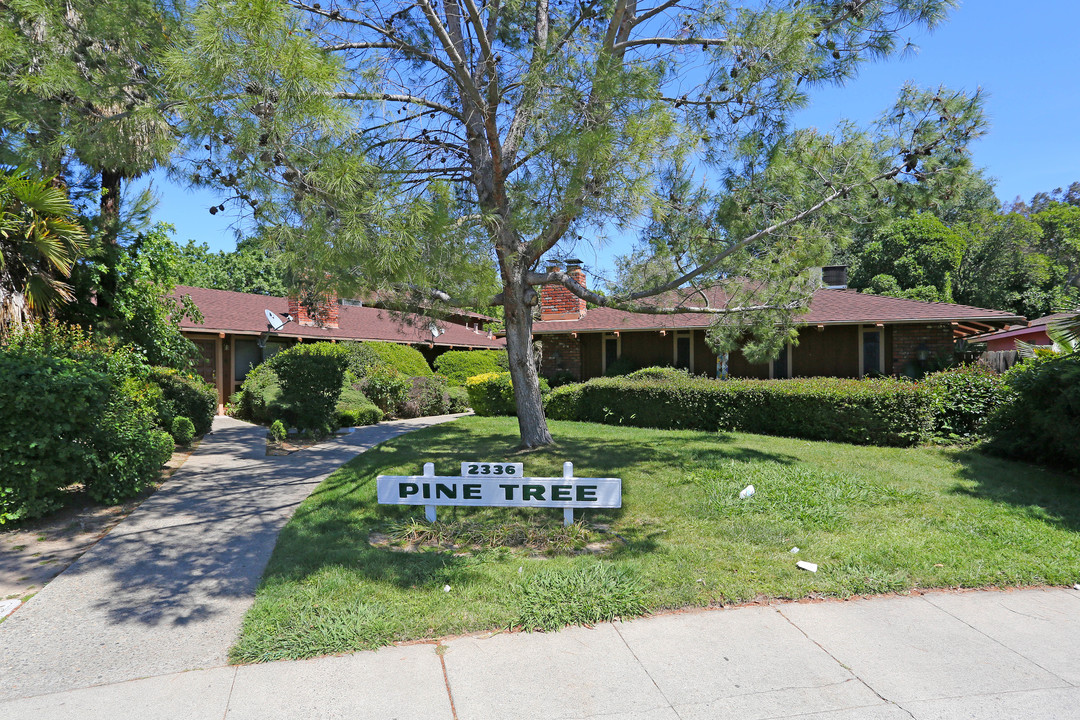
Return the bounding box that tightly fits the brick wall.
[892,323,953,373]
[540,263,587,321]
[287,291,340,329]
[538,334,583,380]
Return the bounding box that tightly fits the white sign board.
[376,461,621,525]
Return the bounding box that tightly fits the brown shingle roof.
[175,285,504,349]
[968,312,1078,343]
[532,288,1024,334]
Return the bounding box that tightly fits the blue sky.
[136,1,1080,275]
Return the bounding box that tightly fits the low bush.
[336,385,384,426]
[0,324,172,521]
[362,366,411,414]
[545,375,933,446]
[267,342,348,434]
[466,372,551,417]
[921,364,1008,441]
[235,363,285,425]
[984,353,1080,469]
[399,375,450,418]
[447,385,470,413]
[269,419,288,441]
[149,367,216,436]
[170,416,196,445]
[433,349,508,385]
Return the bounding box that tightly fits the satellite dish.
[429,321,444,339]
[265,309,290,331]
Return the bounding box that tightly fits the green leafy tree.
[167,0,984,447]
[1031,201,1080,292]
[0,169,87,333]
[175,236,289,295]
[850,214,962,302]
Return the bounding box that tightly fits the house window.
[602,333,621,374]
[674,331,692,370]
[859,326,884,377]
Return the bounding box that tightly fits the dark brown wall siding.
[620,331,671,370]
[792,325,859,378]
[694,330,717,377]
[581,333,603,378]
[727,349,770,379]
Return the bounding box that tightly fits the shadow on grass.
[949,448,1080,532]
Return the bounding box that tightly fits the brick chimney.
[287,289,340,329]
[540,260,587,321]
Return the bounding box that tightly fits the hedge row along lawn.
[232,417,1080,663]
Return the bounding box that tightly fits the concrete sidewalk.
[0,414,463,701]
[1,586,1078,719]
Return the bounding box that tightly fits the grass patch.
[232,417,1080,663]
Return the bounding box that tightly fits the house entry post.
[423,463,437,523]
[563,462,574,526]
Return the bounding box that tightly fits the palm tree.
[0,169,87,334]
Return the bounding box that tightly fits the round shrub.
[149,367,216,436]
[269,419,288,441]
[267,342,348,433]
[433,349,508,385]
[920,364,1008,441]
[346,340,432,377]
[170,416,196,446]
[236,363,284,425]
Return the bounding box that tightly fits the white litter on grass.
[517,566,523,574]
[0,599,21,619]
[1074,583,1080,591]
[796,561,818,573]
[739,485,755,499]
[443,585,451,592]
[790,547,800,554]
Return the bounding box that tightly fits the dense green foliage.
[269,419,288,442]
[232,417,1080,660]
[0,325,171,522]
[175,236,289,295]
[360,366,411,414]
[362,341,433,377]
[170,416,196,446]
[266,342,348,434]
[433,350,508,386]
[984,353,1080,470]
[235,362,284,425]
[148,366,216,436]
[447,386,470,413]
[545,375,932,447]
[401,375,451,418]
[467,373,552,418]
[336,385,384,427]
[921,364,1008,441]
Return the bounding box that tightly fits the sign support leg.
[563,461,574,527]
[423,462,436,523]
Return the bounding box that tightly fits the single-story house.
[967,312,1078,351]
[533,263,1024,381]
[175,285,504,413]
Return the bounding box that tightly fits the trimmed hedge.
[149,367,216,436]
[545,375,933,447]
[400,375,450,418]
[337,385,384,426]
[267,342,348,434]
[433,349,508,385]
[467,372,551,417]
[984,353,1080,470]
[448,385,470,413]
[360,341,433,377]
[236,362,286,425]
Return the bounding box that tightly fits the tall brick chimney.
[287,289,340,329]
[540,260,588,321]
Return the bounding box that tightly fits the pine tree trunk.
[502,268,554,449]
[97,168,122,311]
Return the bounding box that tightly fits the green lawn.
[232,416,1080,663]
